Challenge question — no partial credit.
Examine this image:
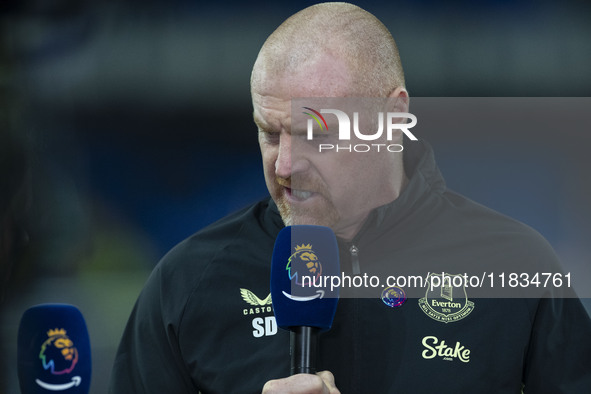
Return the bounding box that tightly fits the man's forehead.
[254,98,357,135]
[252,52,352,98]
[251,51,355,132]
[252,94,291,130]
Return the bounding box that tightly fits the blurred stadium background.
[1,0,590,392]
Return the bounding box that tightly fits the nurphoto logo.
[295,98,418,153]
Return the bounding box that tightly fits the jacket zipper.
[349,244,361,275]
[352,249,361,393]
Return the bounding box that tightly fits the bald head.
[251,2,405,98]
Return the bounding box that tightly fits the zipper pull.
[349,244,361,275]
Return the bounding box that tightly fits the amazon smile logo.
[36,376,82,391]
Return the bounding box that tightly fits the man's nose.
[275,134,307,178]
[275,133,291,178]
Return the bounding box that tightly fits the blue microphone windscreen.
[18,304,92,394]
[271,225,340,331]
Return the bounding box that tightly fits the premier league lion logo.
[39,328,79,375]
[286,243,323,286]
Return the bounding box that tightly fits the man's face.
[252,56,399,239]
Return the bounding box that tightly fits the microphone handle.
[290,326,320,375]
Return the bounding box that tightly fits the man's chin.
[281,215,332,227]
[276,200,339,229]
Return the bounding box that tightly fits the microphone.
[271,225,340,375]
[17,304,91,393]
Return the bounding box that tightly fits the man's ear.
[389,86,409,113]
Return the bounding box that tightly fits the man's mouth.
[286,187,314,201]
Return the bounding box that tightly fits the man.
[110,3,591,393]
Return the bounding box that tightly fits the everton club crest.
[419,273,475,323]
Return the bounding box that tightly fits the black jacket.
[110,140,591,393]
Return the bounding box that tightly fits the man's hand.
[262,371,340,394]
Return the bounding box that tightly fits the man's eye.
[260,131,280,144]
[304,131,334,143]
[313,132,331,139]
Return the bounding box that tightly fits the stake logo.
[301,103,417,153]
[421,335,471,363]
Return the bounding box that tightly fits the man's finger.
[262,373,329,394]
[317,371,340,393]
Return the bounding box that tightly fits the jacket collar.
[352,138,446,242]
[266,138,446,240]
